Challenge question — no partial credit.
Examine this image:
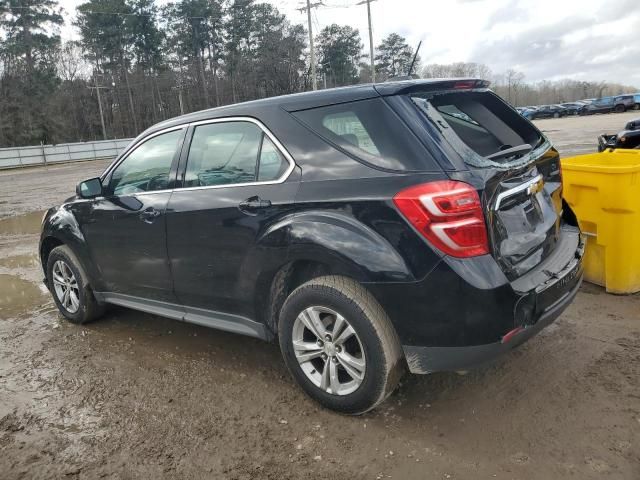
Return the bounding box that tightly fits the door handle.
[139,207,162,223]
[239,196,272,213]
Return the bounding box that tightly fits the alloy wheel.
[292,306,366,396]
[52,260,80,314]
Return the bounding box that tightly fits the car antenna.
[407,40,422,77]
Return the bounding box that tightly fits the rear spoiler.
[374,78,491,96]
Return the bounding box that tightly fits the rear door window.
[184,122,261,187]
[292,98,429,171]
[411,91,545,167]
[257,136,289,182]
[183,121,292,187]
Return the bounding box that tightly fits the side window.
[109,129,182,196]
[321,111,380,156]
[258,136,289,182]
[184,122,262,187]
[292,98,432,171]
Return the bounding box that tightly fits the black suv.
[40,79,584,414]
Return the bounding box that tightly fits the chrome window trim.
[177,117,296,192]
[102,125,186,181]
[101,117,296,194]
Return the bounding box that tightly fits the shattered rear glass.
[412,91,549,169]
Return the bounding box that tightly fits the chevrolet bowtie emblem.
[527,178,544,196]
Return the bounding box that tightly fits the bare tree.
[57,42,90,82]
[505,69,525,105]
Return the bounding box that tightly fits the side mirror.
[76,177,103,199]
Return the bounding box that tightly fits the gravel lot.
[1,112,639,479]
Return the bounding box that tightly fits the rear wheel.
[614,104,625,113]
[47,245,104,324]
[278,275,404,415]
[553,112,560,118]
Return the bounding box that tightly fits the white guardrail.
[0,138,133,169]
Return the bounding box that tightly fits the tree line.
[0,0,637,148]
[422,62,638,107]
[0,0,419,147]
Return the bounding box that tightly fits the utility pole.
[357,0,376,83]
[88,72,108,140]
[298,1,323,90]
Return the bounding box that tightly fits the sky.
[57,0,640,86]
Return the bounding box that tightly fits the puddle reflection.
[0,274,46,318]
[0,210,45,235]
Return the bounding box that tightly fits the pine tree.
[375,33,417,81]
[0,0,63,145]
[316,24,363,87]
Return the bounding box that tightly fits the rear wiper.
[485,144,533,161]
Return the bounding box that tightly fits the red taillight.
[393,181,489,258]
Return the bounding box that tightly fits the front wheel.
[614,104,625,113]
[553,112,560,118]
[47,245,105,324]
[278,276,404,415]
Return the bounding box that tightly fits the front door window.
[109,129,183,196]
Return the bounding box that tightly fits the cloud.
[58,0,640,87]
[470,5,640,85]
[486,0,529,27]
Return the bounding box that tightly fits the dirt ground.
[1,112,639,480]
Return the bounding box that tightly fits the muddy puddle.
[0,210,44,234]
[0,253,39,269]
[0,274,46,318]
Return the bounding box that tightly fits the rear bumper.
[403,271,582,374]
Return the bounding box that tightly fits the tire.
[47,245,105,324]
[553,112,560,118]
[278,275,404,415]
[633,104,640,111]
[614,104,625,113]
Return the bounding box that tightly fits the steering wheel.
[146,174,169,191]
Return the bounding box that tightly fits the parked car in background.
[40,78,584,414]
[613,95,636,112]
[581,97,614,115]
[560,102,585,115]
[582,96,635,115]
[598,117,640,151]
[518,106,538,119]
[529,104,567,119]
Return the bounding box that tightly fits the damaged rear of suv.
[41,78,583,414]
[384,80,584,373]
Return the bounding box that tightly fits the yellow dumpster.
[562,149,640,294]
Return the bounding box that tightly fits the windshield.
[411,91,545,167]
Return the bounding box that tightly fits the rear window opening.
[412,91,545,166]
